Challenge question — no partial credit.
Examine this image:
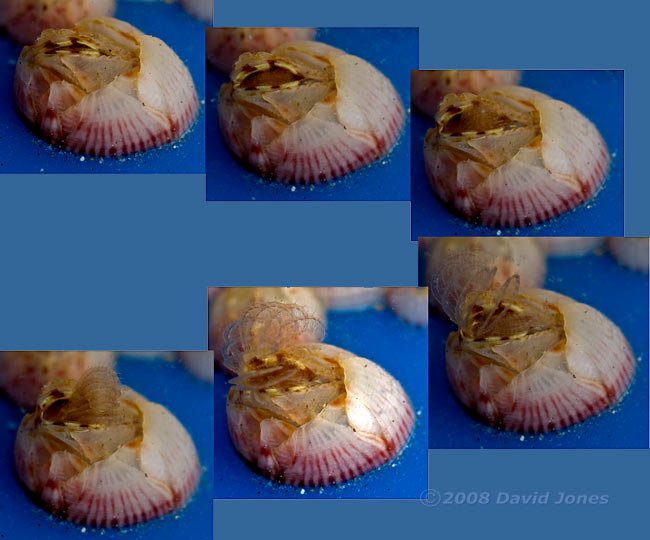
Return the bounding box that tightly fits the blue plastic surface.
[206,28,417,201]
[0,1,206,174]
[420,248,649,449]
[213,303,428,498]
[0,355,213,539]
[411,70,624,239]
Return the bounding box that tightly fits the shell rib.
[14,367,200,527]
[206,28,316,73]
[424,86,610,227]
[312,287,385,311]
[412,70,521,119]
[0,351,115,409]
[606,237,649,273]
[218,40,405,183]
[431,251,634,433]
[224,302,414,486]
[386,287,428,327]
[0,0,115,45]
[14,17,199,156]
[209,287,325,371]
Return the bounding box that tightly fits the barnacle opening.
[236,62,304,90]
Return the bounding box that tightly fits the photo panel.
[209,286,428,498]
[205,27,417,201]
[419,237,648,448]
[411,70,624,239]
[0,351,213,538]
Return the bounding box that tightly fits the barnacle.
[14,367,200,526]
[431,250,634,432]
[312,287,385,312]
[386,287,428,327]
[425,86,610,227]
[14,17,198,156]
[224,303,414,485]
[606,237,649,273]
[218,40,404,183]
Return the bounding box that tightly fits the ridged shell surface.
[218,40,405,183]
[14,17,198,156]
[424,86,610,227]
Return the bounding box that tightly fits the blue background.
[420,247,649,449]
[411,70,624,239]
[0,355,213,539]
[0,1,206,174]
[213,302,428,498]
[206,28,416,201]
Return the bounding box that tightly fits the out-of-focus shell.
[0,351,115,409]
[224,303,414,486]
[218,40,405,183]
[606,237,649,273]
[0,0,115,45]
[426,237,546,313]
[208,287,325,370]
[206,27,316,73]
[179,0,212,23]
[431,251,634,433]
[386,287,428,326]
[425,86,610,227]
[14,17,198,156]
[411,70,521,119]
[14,367,200,526]
[179,351,214,383]
[312,287,385,311]
[537,237,603,257]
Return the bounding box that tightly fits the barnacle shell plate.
[14,368,200,527]
[218,40,405,183]
[446,288,634,432]
[14,17,199,156]
[425,86,610,227]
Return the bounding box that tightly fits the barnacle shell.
[426,237,546,313]
[14,367,200,526]
[0,351,115,409]
[218,40,405,183]
[536,237,603,256]
[385,287,428,326]
[224,303,414,486]
[313,287,385,311]
[208,287,325,370]
[206,27,316,73]
[0,0,115,45]
[606,237,649,273]
[425,86,610,227]
[14,17,199,156]
[431,251,634,433]
[411,70,521,119]
[179,0,213,23]
[179,351,215,383]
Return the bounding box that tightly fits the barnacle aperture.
[431,251,634,433]
[0,351,115,409]
[14,17,199,156]
[224,303,414,486]
[0,0,115,45]
[218,40,405,183]
[425,86,610,227]
[14,367,200,527]
[411,70,522,119]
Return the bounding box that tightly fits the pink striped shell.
[206,27,316,73]
[425,86,610,227]
[431,251,634,433]
[0,351,115,409]
[606,237,649,273]
[224,303,414,486]
[14,367,200,527]
[385,287,428,327]
[208,287,325,371]
[14,17,198,157]
[0,0,115,45]
[412,70,521,119]
[218,40,405,183]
